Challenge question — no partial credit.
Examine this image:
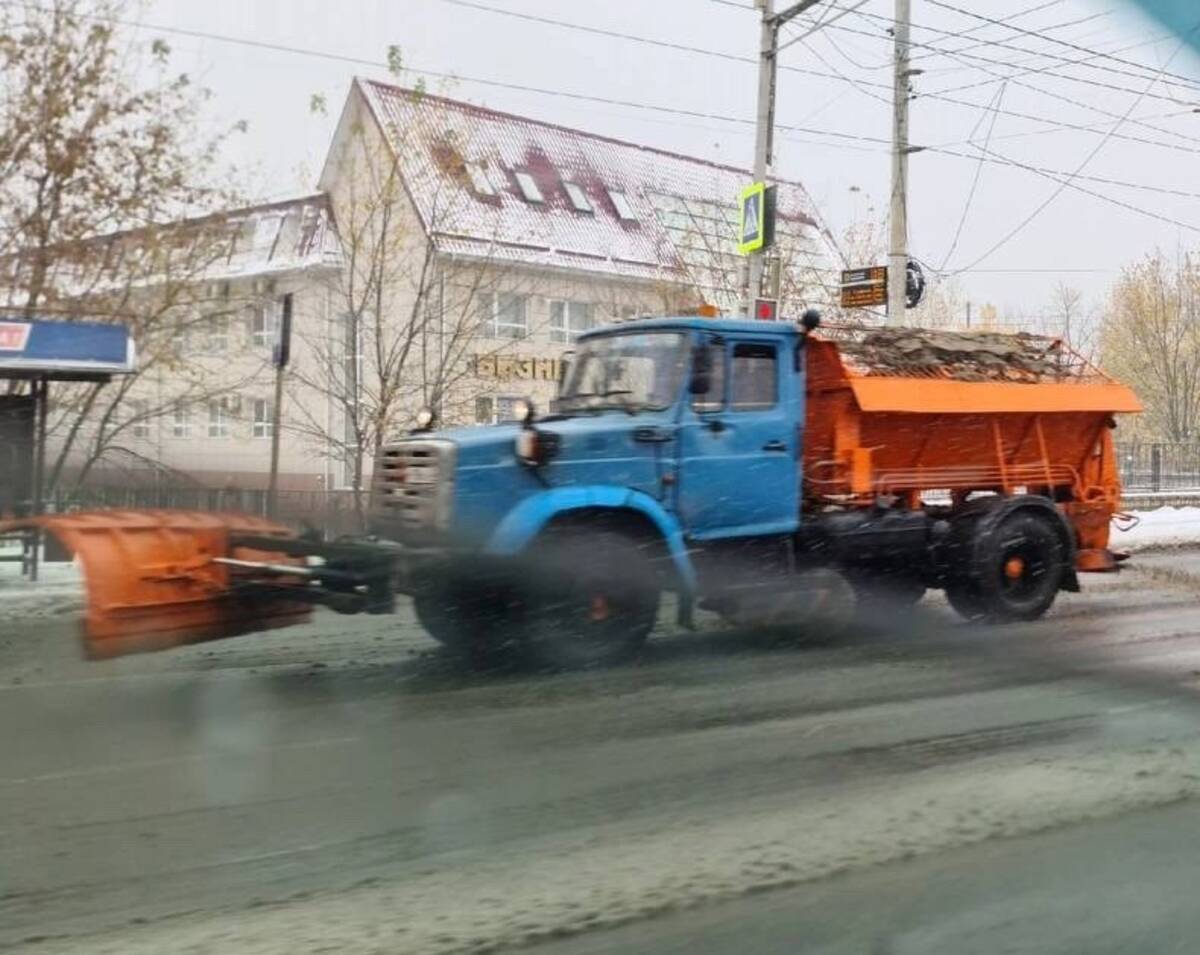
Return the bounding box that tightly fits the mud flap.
[0,510,311,659]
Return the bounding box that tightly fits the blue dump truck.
[16,313,1142,665]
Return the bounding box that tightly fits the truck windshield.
[558,331,688,413]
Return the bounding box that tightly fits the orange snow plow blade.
[1,510,311,659]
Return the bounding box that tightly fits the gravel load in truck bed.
[829,326,1085,383]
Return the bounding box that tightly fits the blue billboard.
[0,318,135,380]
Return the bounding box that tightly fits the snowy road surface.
[3,556,1200,953]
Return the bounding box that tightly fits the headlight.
[413,407,435,431]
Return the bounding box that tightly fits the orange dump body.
[0,510,309,659]
[804,331,1143,572]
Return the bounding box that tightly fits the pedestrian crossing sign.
[738,182,775,255]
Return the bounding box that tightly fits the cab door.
[675,334,800,540]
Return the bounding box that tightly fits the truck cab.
[369,317,813,664]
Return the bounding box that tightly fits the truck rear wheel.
[949,511,1066,623]
[523,529,660,668]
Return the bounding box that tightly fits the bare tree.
[288,91,547,519]
[1042,281,1099,362]
[0,0,248,492]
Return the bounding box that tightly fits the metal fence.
[1115,443,1200,492]
[45,485,366,539]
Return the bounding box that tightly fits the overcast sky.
[136,0,1200,322]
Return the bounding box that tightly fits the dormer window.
[466,163,496,197]
[563,181,593,214]
[514,171,544,203]
[607,188,636,221]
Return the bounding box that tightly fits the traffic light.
[754,298,777,321]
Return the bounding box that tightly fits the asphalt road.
[3,557,1200,953]
[529,797,1200,955]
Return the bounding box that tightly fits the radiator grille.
[370,439,455,535]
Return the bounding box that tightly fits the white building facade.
[46,81,843,498]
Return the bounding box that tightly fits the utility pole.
[743,0,824,316]
[887,0,913,326]
[266,293,293,521]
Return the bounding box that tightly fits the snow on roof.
[356,80,843,311]
[210,192,341,281]
[0,193,341,308]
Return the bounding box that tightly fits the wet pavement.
[3,563,1200,953]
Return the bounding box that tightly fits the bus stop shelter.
[0,318,135,579]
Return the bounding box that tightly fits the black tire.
[522,529,660,668]
[412,583,522,657]
[950,511,1066,623]
[944,580,987,621]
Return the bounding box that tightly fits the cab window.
[730,343,777,411]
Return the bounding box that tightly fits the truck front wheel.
[523,529,660,668]
[412,584,520,656]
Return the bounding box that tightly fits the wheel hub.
[588,594,611,622]
[1004,556,1026,580]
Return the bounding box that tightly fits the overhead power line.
[845,3,1200,94]
[924,0,1200,90]
[445,0,1200,158]
[938,82,1006,271]
[943,36,1200,274]
[12,0,1200,235]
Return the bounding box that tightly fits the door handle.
[633,426,676,443]
[762,439,787,452]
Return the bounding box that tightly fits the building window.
[252,398,273,438]
[514,171,544,203]
[251,301,280,348]
[549,300,594,343]
[208,401,229,438]
[204,314,230,354]
[172,405,191,438]
[730,343,778,411]
[130,399,150,438]
[474,395,522,424]
[482,292,528,339]
[563,181,593,214]
[607,188,637,221]
[495,396,522,422]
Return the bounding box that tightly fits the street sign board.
[840,266,887,309]
[738,182,775,255]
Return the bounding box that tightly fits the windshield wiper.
[558,388,639,414]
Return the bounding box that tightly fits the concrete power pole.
[743,0,824,317]
[886,0,912,326]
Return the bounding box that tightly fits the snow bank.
[0,558,83,621]
[1111,505,1200,552]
